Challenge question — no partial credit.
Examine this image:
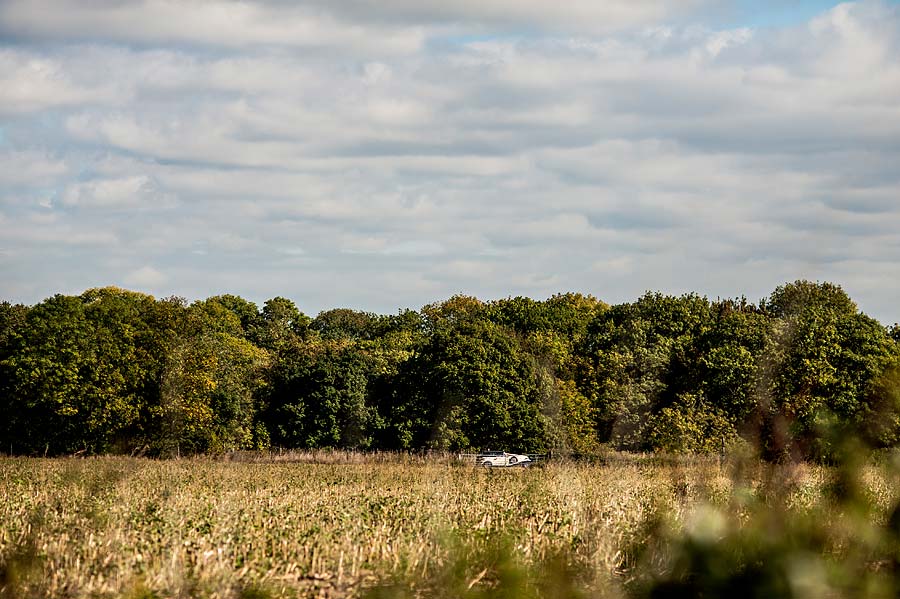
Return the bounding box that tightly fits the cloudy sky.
[1,0,899,323]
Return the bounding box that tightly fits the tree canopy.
[1,281,897,460]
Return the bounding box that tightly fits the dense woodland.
[1,281,899,460]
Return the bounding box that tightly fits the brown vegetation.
[3,452,900,597]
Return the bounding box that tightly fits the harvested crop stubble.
[1,454,898,598]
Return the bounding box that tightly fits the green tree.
[862,359,900,447]
[550,377,600,454]
[697,299,768,429]
[496,294,609,452]
[759,281,900,459]
[889,324,900,344]
[201,294,261,335]
[3,289,166,454]
[421,295,487,334]
[252,297,310,351]
[153,302,270,455]
[646,392,736,453]
[578,293,714,450]
[0,302,29,453]
[264,340,373,449]
[388,316,546,451]
[310,308,382,341]
[492,293,606,341]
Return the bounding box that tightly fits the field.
[2,452,900,598]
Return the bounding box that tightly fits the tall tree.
[578,293,715,450]
[3,289,165,454]
[152,301,270,455]
[311,308,382,341]
[264,340,373,449]
[201,294,261,336]
[388,315,547,451]
[759,281,900,459]
[252,297,310,352]
[0,301,29,453]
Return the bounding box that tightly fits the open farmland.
[3,453,900,598]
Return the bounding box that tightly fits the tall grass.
[2,451,900,597]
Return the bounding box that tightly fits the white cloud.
[0,217,119,246]
[1,0,900,324]
[0,0,425,54]
[0,50,120,114]
[0,150,68,186]
[123,265,167,287]
[0,0,705,46]
[304,0,707,32]
[61,175,173,208]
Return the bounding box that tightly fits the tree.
[264,340,373,449]
[152,302,270,455]
[0,302,28,453]
[489,294,608,454]
[492,293,606,341]
[862,360,900,447]
[647,392,736,453]
[421,295,487,334]
[758,281,900,459]
[698,300,768,428]
[201,294,261,335]
[2,289,167,454]
[387,316,547,451]
[253,297,310,351]
[3,295,92,453]
[0,302,27,352]
[551,377,600,454]
[310,308,381,341]
[2,282,898,458]
[577,293,714,450]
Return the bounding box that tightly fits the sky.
[1,1,899,324]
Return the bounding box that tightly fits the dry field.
[1,453,899,598]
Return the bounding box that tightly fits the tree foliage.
[264,340,373,449]
[1,280,898,459]
[387,314,547,451]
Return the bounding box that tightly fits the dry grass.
[1,454,896,598]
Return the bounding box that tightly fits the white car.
[477,451,532,468]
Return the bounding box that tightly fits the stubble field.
[2,452,900,598]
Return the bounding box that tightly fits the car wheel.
[508,456,518,464]
[481,461,492,467]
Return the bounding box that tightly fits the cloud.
[0,150,68,186]
[0,0,706,48]
[0,49,121,115]
[123,265,167,287]
[61,175,174,209]
[0,216,119,246]
[1,0,899,324]
[0,0,425,54]
[309,0,707,32]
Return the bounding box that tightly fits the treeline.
[1,281,899,459]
